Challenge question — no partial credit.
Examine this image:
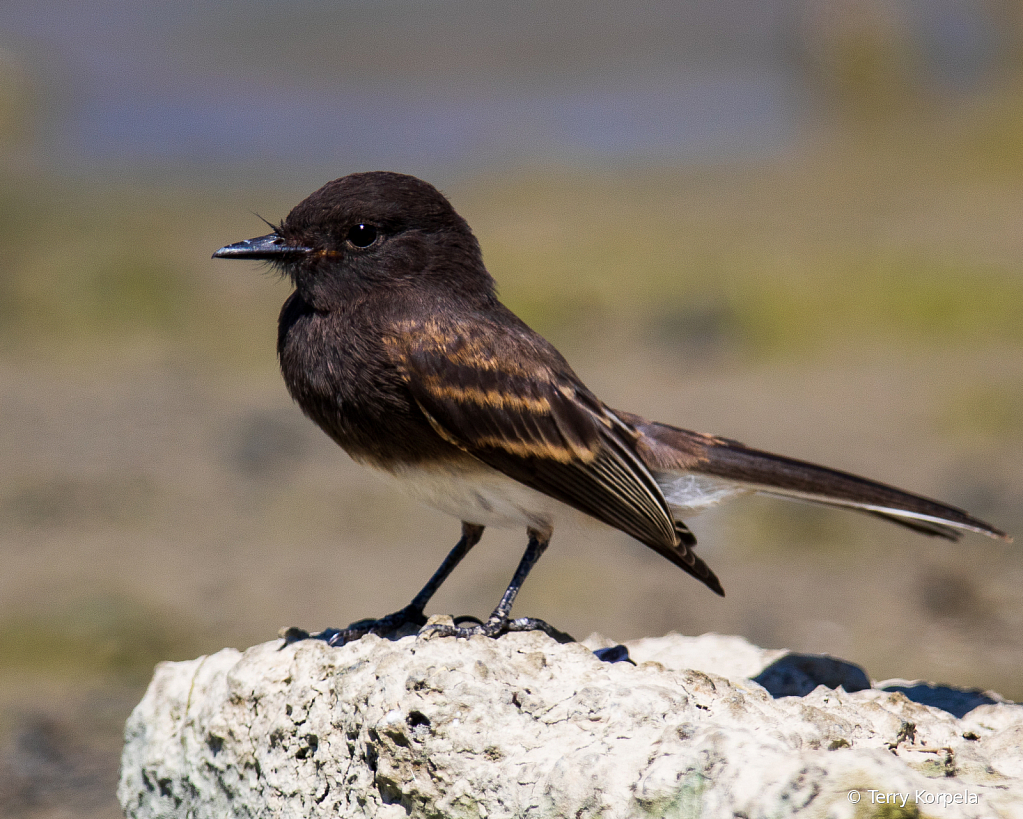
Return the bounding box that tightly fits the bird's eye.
[346,223,379,248]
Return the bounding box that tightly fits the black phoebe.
[214,171,1010,645]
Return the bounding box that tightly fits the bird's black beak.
[212,233,312,261]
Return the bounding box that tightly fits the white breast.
[380,460,571,539]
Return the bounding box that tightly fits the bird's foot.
[280,605,428,647]
[421,613,573,643]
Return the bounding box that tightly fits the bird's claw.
[283,609,574,647]
[280,605,428,647]
[420,614,573,643]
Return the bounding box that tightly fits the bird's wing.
[383,313,724,594]
[622,414,1011,542]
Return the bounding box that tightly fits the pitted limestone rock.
[118,631,1023,818]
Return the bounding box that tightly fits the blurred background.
[1,1,1022,815]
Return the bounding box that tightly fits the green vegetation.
[3,85,1023,370]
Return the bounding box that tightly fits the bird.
[213,171,1010,645]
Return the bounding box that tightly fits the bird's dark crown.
[272,172,494,309]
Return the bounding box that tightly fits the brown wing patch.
[385,314,680,549]
[420,378,553,414]
[387,317,553,378]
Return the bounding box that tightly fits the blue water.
[0,0,999,178]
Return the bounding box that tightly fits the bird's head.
[214,172,493,310]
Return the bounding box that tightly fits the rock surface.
[119,628,1023,818]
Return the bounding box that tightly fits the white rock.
[118,632,1023,818]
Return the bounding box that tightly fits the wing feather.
[384,314,680,550]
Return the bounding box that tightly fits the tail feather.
[759,492,963,541]
[627,416,1010,543]
[861,509,962,540]
[700,439,1009,540]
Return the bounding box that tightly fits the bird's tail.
[625,415,1011,543]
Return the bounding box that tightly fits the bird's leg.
[282,523,485,647]
[424,528,567,640]
[402,522,486,616]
